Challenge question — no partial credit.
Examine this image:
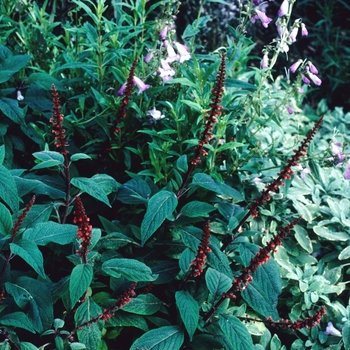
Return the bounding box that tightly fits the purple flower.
[261,53,269,69]
[159,26,168,40]
[144,51,153,64]
[147,107,165,120]
[307,72,322,86]
[308,62,319,75]
[298,87,304,94]
[278,0,289,17]
[300,167,311,180]
[331,142,345,164]
[289,27,299,43]
[117,83,127,96]
[158,59,176,81]
[286,105,294,114]
[302,75,311,85]
[301,23,308,36]
[133,76,150,94]
[166,43,179,63]
[289,59,302,73]
[255,9,273,28]
[252,0,261,4]
[174,42,191,63]
[324,322,342,337]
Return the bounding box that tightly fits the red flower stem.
[221,116,323,251]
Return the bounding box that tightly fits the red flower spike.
[112,59,137,134]
[12,195,36,239]
[189,220,212,278]
[73,196,92,264]
[51,85,69,155]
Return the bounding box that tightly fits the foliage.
[0,0,349,349]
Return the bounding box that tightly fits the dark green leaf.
[23,221,76,246]
[207,244,233,278]
[99,232,138,250]
[189,334,224,350]
[176,155,188,173]
[71,177,111,207]
[151,261,180,284]
[0,97,24,124]
[109,311,149,332]
[10,239,46,279]
[141,190,178,246]
[0,164,19,213]
[102,258,157,282]
[175,291,199,340]
[130,325,184,350]
[343,320,350,350]
[32,151,64,163]
[27,72,65,91]
[205,267,232,303]
[71,153,92,162]
[69,264,93,309]
[0,312,35,333]
[218,315,254,350]
[31,160,62,170]
[91,174,120,195]
[180,201,216,217]
[117,178,151,204]
[122,294,163,315]
[0,202,12,235]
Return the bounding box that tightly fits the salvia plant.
[0,0,349,349]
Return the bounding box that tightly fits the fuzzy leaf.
[10,239,46,279]
[70,153,92,162]
[218,315,254,350]
[130,325,184,350]
[0,202,12,235]
[205,268,232,303]
[32,151,64,163]
[102,258,157,282]
[0,164,19,213]
[175,291,199,340]
[0,97,24,125]
[69,264,93,309]
[91,174,120,195]
[294,225,313,253]
[122,294,163,315]
[338,246,350,260]
[0,312,35,333]
[23,221,76,246]
[71,177,111,207]
[109,311,149,332]
[313,226,350,241]
[117,178,151,204]
[141,190,177,246]
[180,201,215,217]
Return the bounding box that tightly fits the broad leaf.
[130,325,184,350]
[313,226,350,241]
[175,291,199,340]
[0,312,35,333]
[91,174,120,195]
[218,315,254,350]
[32,151,64,163]
[23,221,76,246]
[141,190,177,246]
[180,201,215,217]
[109,311,149,332]
[117,178,151,204]
[10,239,46,279]
[205,268,232,303]
[69,264,93,309]
[102,258,157,282]
[0,97,24,125]
[122,294,163,315]
[71,177,111,207]
[71,153,92,162]
[0,164,19,213]
[294,225,313,253]
[0,202,12,235]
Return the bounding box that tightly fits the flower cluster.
[289,60,322,86]
[51,85,69,155]
[73,196,92,264]
[189,220,212,278]
[12,195,36,238]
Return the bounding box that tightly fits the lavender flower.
[147,107,165,120]
[158,59,176,81]
[144,51,153,64]
[308,62,319,75]
[133,76,150,94]
[302,75,311,85]
[174,42,191,63]
[278,0,289,17]
[344,160,350,180]
[117,83,127,96]
[298,87,304,94]
[286,105,294,114]
[289,26,299,43]
[159,26,168,40]
[300,167,311,180]
[261,53,269,69]
[166,42,179,63]
[324,322,342,337]
[289,59,302,73]
[255,9,273,28]
[301,23,308,36]
[331,142,345,164]
[307,72,322,86]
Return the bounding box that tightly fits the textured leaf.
[0,50,31,83]
[117,178,151,204]
[23,221,76,246]
[189,334,224,350]
[10,239,46,279]
[205,268,232,303]
[71,153,92,162]
[218,315,254,350]
[69,264,93,309]
[102,258,157,282]
[31,160,62,170]
[292,200,312,223]
[75,298,102,349]
[0,202,12,235]
[141,190,177,246]
[338,246,350,260]
[5,277,53,333]
[0,312,35,333]
[99,232,138,250]
[19,342,39,350]
[109,311,149,331]
[294,225,313,253]
[176,155,188,173]
[122,294,163,315]
[0,164,19,213]
[71,177,111,207]
[207,244,233,278]
[191,173,243,202]
[313,226,350,241]
[343,320,350,350]
[32,151,64,163]
[130,325,184,350]
[240,243,281,319]
[180,201,216,217]
[91,174,120,195]
[175,291,199,340]
[27,72,65,91]
[0,97,24,124]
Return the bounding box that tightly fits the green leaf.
[0,97,24,124]
[5,277,53,333]
[19,342,39,350]
[27,72,65,91]
[218,315,254,350]
[109,311,149,332]
[102,258,157,282]
[23,221,76,246]
[0,49,31,83]
[141,190,178,246]
[130,325,184,350]
[191,173,244,202]
[189,334,224,350]
[32,151,64,163]
[122,294,163,315]
[0,312,35,333]
[91,174,120,195]
[338,246,350,260]
[292,200,312,223]
[175,291,198,340]
[313,226,350,241]
[75,298,102,349]
[176,155,188,173]
[31,160,63,170]
[0,144,5,164]
[69,264,93,309]
[207,244,233,278]
[10,239,46,279]
[0,202,12,235]
[0,164,19,213]
[240,243,281,319]
[99,232,138,250]
[71,153,92,162]
[343,320,350,350]
[180,201,215,217]
[117,178,151,204]
[294,225,313,253]
[71,177,111,207]
[216,142,245,152]
[166,78,197,88]
[205,267,232,303]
